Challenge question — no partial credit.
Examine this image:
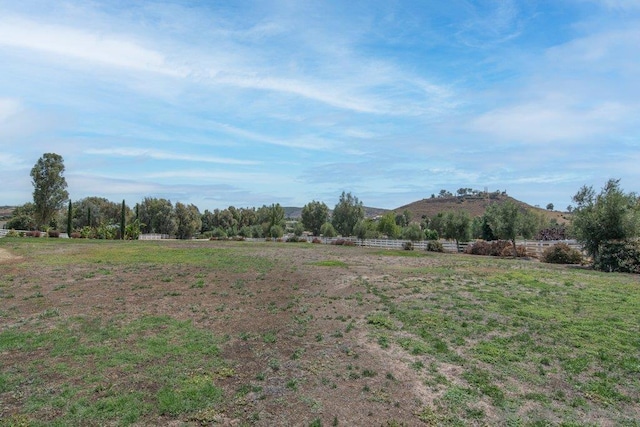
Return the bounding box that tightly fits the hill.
[394,194,570,224]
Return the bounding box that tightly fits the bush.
[499,245,528,258]
[594,240,640,273]
[541,243,583,264]
[535,226,568,241]
[403,241,414,251]
[70,232,81,239]
[426,240,444,252]
[47,230,60,238]
[209,228,228,240]
[312,237,322,244]
[424,229,439,240]
[464,240,511,256]
[6,229,20,238]
[26,230,42,238]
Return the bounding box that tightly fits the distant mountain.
[393,194,570,223]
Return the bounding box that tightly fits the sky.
[1,0,639,212]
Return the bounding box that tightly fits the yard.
[0,239,638,426]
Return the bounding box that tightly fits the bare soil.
[0,242,449,426]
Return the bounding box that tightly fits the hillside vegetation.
[395,194,570,224]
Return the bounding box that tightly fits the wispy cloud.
[85,148,261,166]
[0,17,187,77]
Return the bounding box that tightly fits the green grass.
[362,257,640,424]
[0,315,227,425]
[0,238,274,273]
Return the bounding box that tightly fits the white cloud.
[84,148,261,166]
[470,101,630,143]
[0,16,187,77]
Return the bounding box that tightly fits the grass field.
[0,238,638,426]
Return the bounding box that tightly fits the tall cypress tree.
[67,200,72,236]
[120,200,126,240]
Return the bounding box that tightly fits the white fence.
[249,236,581,258]
[138,233,171,240]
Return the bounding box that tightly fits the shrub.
[594,240,640,273]
[287,236,299,243]
[6,229,20,238]
[465,240,511,256]
[426,240,443,252]
[26,230,42,238]
[343,240,355,246]
[70,232,81,239]
[209,228,228,240]
[333,239,345,245]
[535,226,568,241]
[48,230,60,238]
[403,241,414,251]
[499,245,528,258]
[312,237,322,244]
[424,229,439,241]
[541,243,583,264]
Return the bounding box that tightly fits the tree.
[332,191,364,237]
[402,223,424,242]
[67,200,73,236]
[485,201,537,257]
[301,201,330,236]
[571,179,639,261]
[320,222,337,237]
[546,203,554,211]
[120,200,126,240]
[31,153,68,229]
[443,211,470,252]
[175,202,202,239]
[6,203,36,230]
[378,212,400,238]
[138,197,176,235]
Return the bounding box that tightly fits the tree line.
[6,153,640,272]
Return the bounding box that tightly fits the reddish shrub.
[48,230,60,238]
[70,232,81,239]
[312,238,322,244]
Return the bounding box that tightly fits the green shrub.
[424,229,439,240]
[209,228,228,239]
[403,241,414,251]
[594,240,640,273]
[426,240,443,252]
[6,229,20,238]
[541,243,583,264]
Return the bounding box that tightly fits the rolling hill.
[394,194,570,224]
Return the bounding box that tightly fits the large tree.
[485,201,537,257]
[31,153,68,229]
[138,197,176,235]
[571,179,639,261]
[175,202,202,239]
[443,210,471,252]
[301,200,329,236]
[331,191,364,237]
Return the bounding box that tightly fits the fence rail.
[247,236,581,258]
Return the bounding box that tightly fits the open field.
[0,239,638,426]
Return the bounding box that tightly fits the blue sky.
[1,0,638,211]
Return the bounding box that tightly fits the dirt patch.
[0,247,19,262]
